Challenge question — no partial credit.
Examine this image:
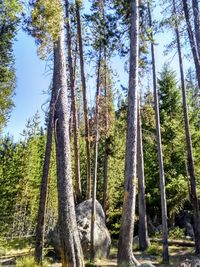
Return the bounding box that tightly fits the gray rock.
[179,259,200,267]
[138,263,156,267]
[48,199,111,259]
[185,222,194,238]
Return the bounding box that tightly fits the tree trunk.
[34,86,55,264]
[103,48,109,217]
[117,0,140,266]
[65,0,82,203]
[53,21,84,267]
[90,48,102,262]
[137,97,149,251]
[182,0,200,89]
[148,3,169,263]
[75,0,91,200]
[173,0,200,254]
[192,0,200,58]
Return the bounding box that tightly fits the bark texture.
[148,3,169,263]
[182,0,200,89]
[173,0,200,254]
[192,0,200,58]
[75,0,91,199]
[137,98,149,251]
[90,48,102,262]
[53,22,84,267]
[34,86,55,264]
[117,0,140,266]
[103,50,109,217]
[65,0,82,203]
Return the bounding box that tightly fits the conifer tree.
[117,0,140,265]
[0,0,21,131]
[148,2,169,263]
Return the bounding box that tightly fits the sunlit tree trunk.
[137,97,149,251]
[34,84,55,264]
[173,0,200,253]
[53,20,84,267]
[103,48,109,217]
[117,0,140,266]
[148,2,169,263]
[75,0,91,199]
[90,48,102,262]
[65,0,81,203]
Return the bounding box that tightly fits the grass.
[16,256,50,267]
[0,236,33,256]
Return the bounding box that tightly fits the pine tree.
[0,0,21,131]
[148,3,169,263]
[117,0,140,265]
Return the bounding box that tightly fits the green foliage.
[0,0,22,132]
[142,67,190,222]
[16,256,49,267]
[146,243,163,256]
[26,0,62,59]
[168,227,185,239]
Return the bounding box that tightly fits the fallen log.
[150,238,195,247]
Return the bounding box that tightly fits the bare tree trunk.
[65,0,82,203]
[182,0,200,89]
[34,85,55,264]
[75,1,91,200]
[148,3,169,263]
[117,0,140,266]
[173,0,200,253]
[90,48,102,262]
[137,97,149,251]
[192,0,200,58]
[53,21,84,267]
[103,48,109,217]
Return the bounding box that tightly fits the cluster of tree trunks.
[33,0,200,265]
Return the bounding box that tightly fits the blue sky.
[3,1,193,141]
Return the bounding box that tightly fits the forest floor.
[0,237,198,267]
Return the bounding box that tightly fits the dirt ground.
[0,244,199,267]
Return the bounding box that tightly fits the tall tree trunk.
[117,0,140,266]
[34,86,55,264]
[103,48,109,217]
[192,0,200,58]
[75,0,91,199]
[173,0,200,253]
[65,0,81,203]
[53,21,84,267]
[137,97,149,251]
[90,48,102,262]
[148,3,169,263]
[182,0,200,89]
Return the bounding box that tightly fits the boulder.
[179,259,200,267]
[48,199,111,259]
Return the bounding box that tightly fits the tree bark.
[192,0,200,59]
[182,0,200,89]
[148,3,169,263]
[173,0,200,254]
[90,48,102,262]
[65,0,82,203]
[34,86,55,264]
[117,0,140,266]
[137,97,149,251]
[75,0,91,200]
[103,48,109,217]
[53,21,84,267]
